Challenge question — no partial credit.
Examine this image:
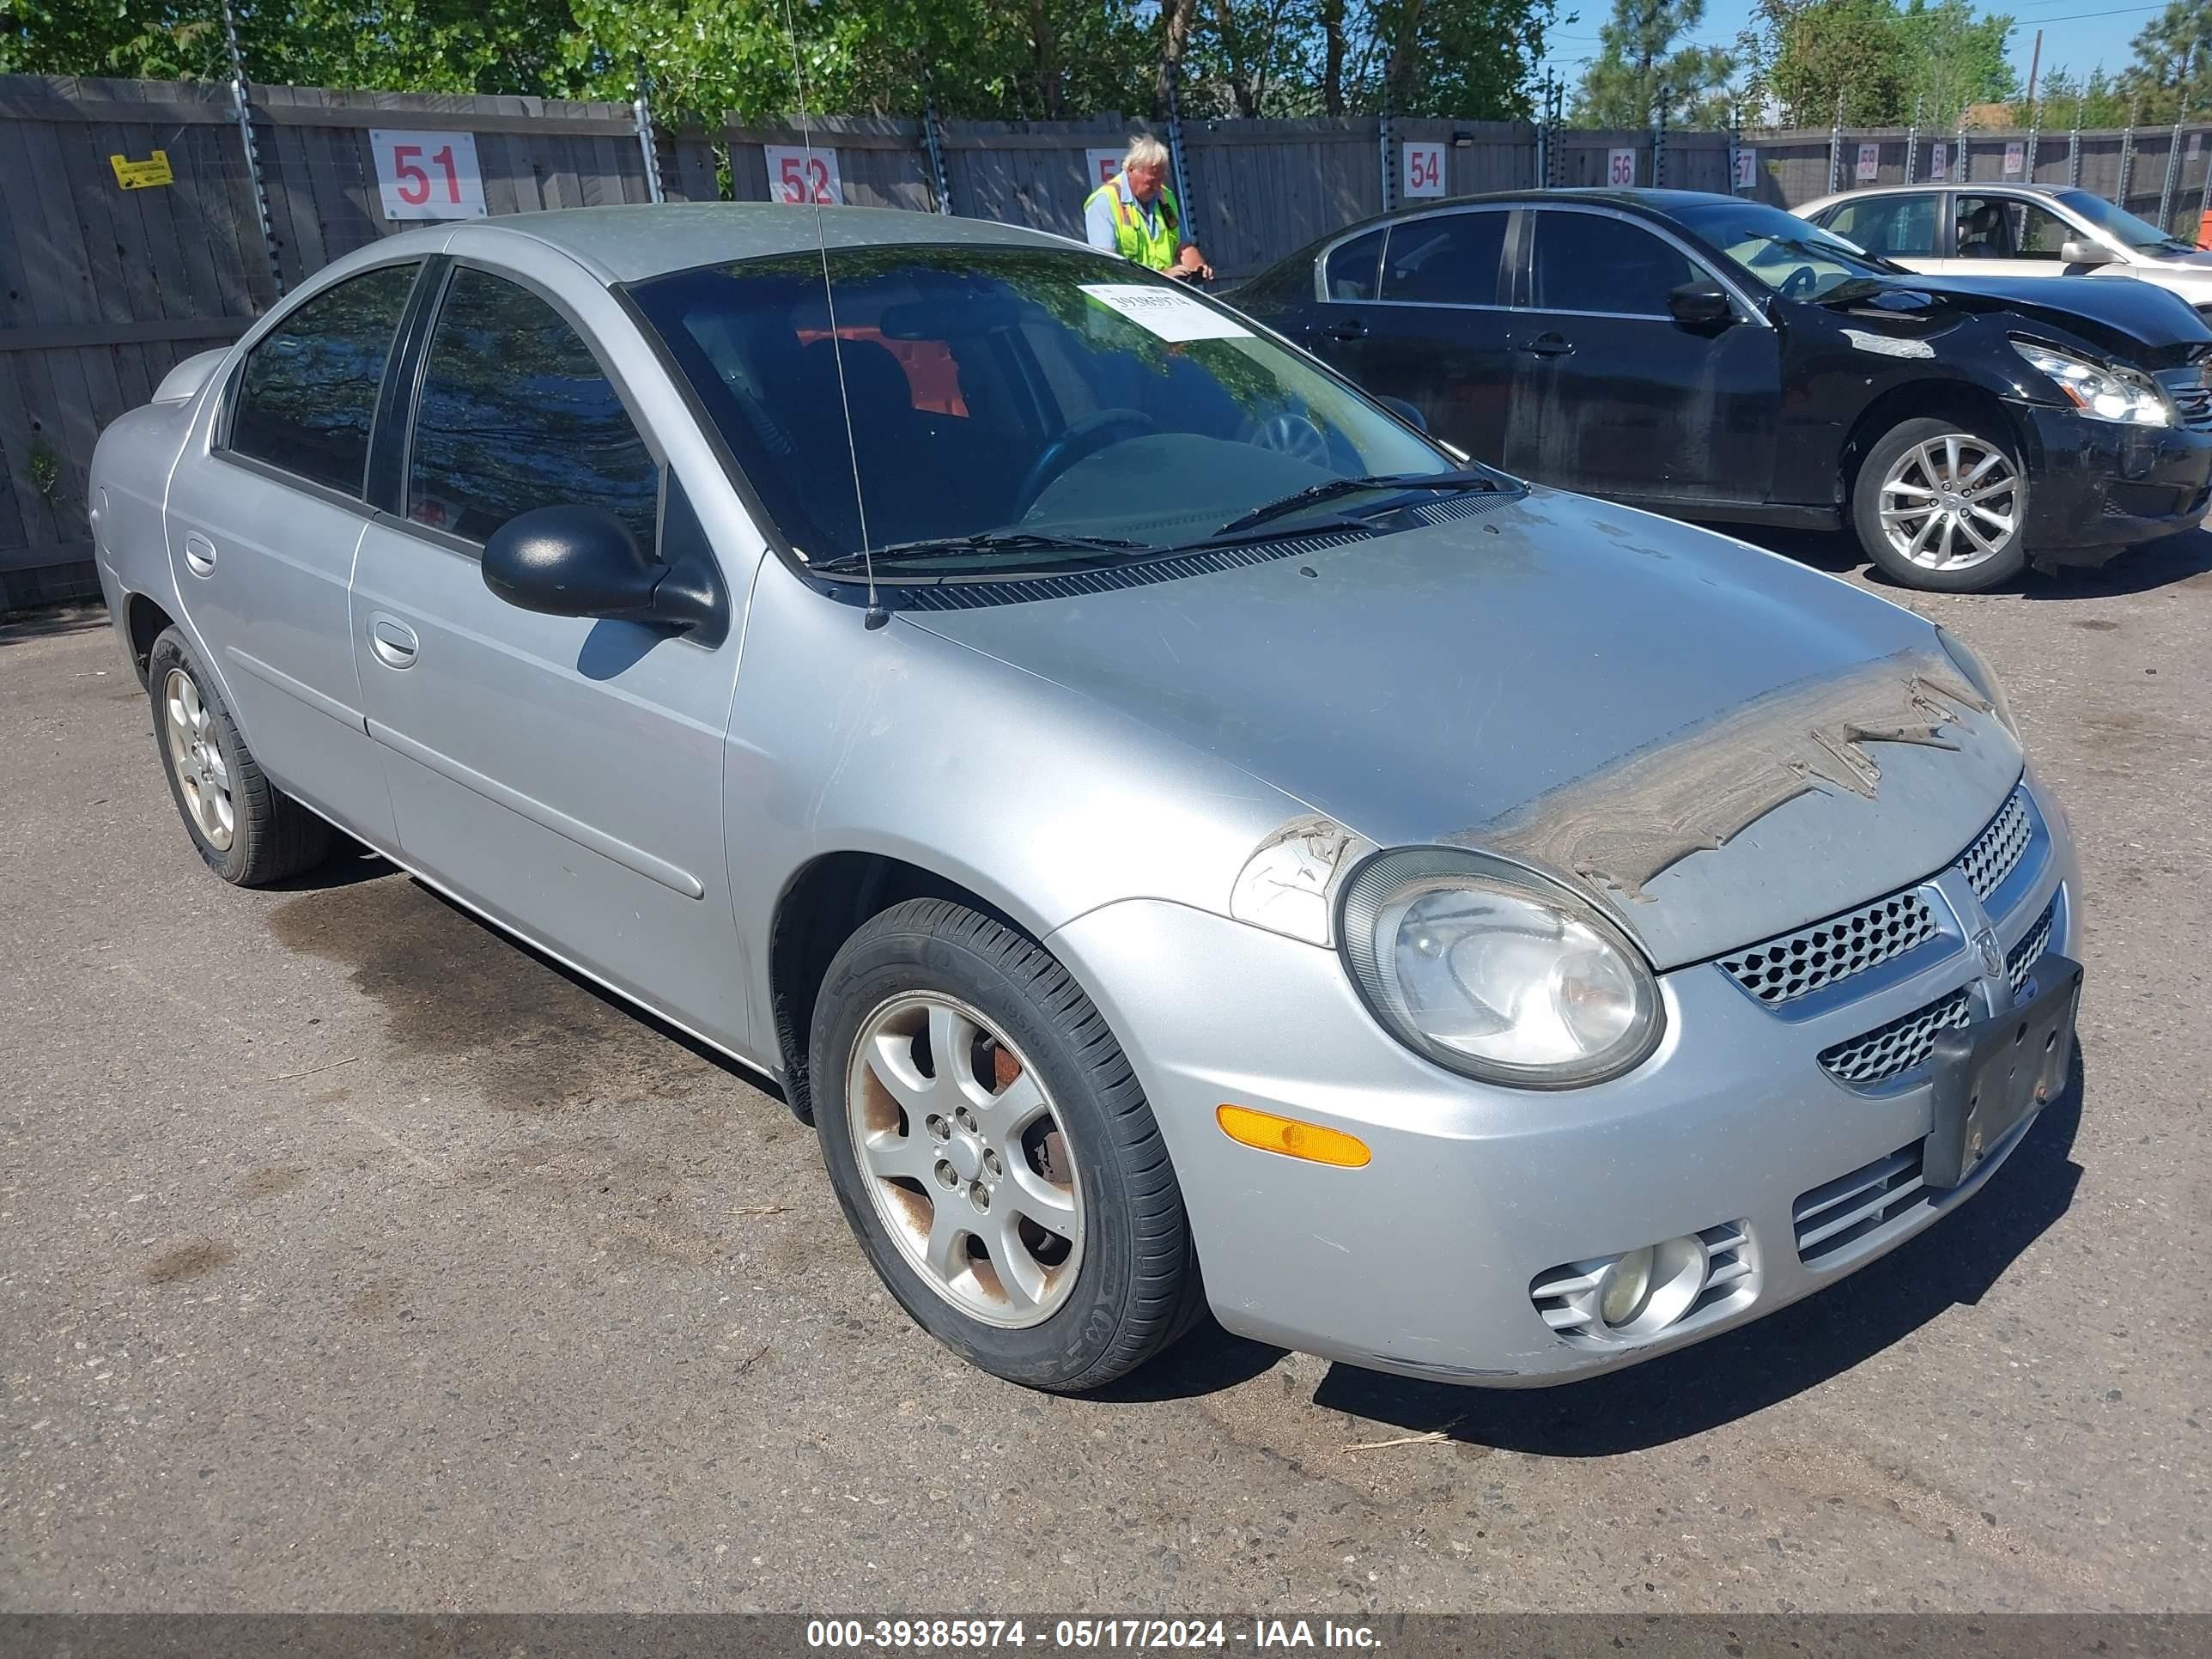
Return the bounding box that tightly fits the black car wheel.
[1851,416,2027,592]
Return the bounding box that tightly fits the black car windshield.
[1672,200,1899,300]
[2054,189,2194,254]
[625,245,1458,572]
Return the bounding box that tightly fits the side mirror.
[483,505,713,635]
[2059,238,2114,267]
[1379,395,1429,433]
[1667,281,1735,329]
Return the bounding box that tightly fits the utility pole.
[2025,28,2044,112]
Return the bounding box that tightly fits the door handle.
[1517,333,1574,357]
[183,533,216,577]
[368,614,419,670]
[1320,319,1367,342]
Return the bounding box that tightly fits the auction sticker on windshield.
[1079,284,1252,343]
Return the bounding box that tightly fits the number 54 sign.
[764,144,844,205]
[370,130,487,220]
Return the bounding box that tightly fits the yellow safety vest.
[1088,177,1181,270]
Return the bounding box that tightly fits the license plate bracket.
[1924,952,2081,1190]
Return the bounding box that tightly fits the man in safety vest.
[1084,135,1212,281]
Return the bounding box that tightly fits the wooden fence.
[2,70,2208,611]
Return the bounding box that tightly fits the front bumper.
[1048,775,2082,1386]
[2014,399,2212,561]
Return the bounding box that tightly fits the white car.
[1799,183,2212,321]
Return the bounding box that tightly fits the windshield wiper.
[1211,468,1500,538]
[809,531,1152,574]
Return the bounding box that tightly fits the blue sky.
[1534,0,2176,111]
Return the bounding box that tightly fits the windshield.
[2055,190,2192,254]
[1672,200,1899,300]
[626,244,1458,573]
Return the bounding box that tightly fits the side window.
[1380,213,1507,305]
[1955,196,2026,259]
[407,267,660,549]
[1825,194,1938,256]
[2008,201,2073,258]
[1530,212,1703,315]
[228,263,418,495]
[1324,228,1386,301]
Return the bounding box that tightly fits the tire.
[148,626,331,886]
[811,898,1204,1391]
[1850,415,2028,592]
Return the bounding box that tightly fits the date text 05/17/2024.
[804,1620,1384,1650]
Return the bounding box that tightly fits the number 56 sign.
[370,130,487,220]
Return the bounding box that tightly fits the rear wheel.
[1851,416,2027,592]
[811,899,1202,1391]
[148,627,331,886]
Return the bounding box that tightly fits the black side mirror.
[1378,395,1429,433]
[483,504,720,640]
[1667,281,1735,329]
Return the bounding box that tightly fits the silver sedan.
[88,204,2083,1390]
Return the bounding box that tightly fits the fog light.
[1598,1247,1654,1327]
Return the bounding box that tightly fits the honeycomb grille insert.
[1818,987,1972,1086]
[1720,890,1939,1006]
[1960,787,2033,900]
[2008,897,2057,994]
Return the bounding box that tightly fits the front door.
[1934,193,2078,279]
[1503,206,1779,507]
[166,261,423,847]
[348,258,750,1053]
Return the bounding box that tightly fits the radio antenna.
[779,0,884,627]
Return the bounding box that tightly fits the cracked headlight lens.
[2012,338,2173,427]
[1338,848,1662,1089]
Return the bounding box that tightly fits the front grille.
[2157,366,2212,432]
[1794,1143,1928,1266]
[1959,787,2033,900]
[2008,896,2057,994]
[1720,890,1938,1006]
[1818,986,1972,1086]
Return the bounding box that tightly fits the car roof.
[397,203,1078,286]
[1806,181,2077,203]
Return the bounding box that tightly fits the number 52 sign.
[370,130,487,220]
[764,144,844,205]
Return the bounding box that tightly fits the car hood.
[903,489,2025,969]
[1832,272,2212,367]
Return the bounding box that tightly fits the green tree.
[2122,0,2209,121]
[1765,0,1909,125]
[1895,0,2015,127]
[1571,0,1735,128]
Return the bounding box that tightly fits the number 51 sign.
[370,130,487,220]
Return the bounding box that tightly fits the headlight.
[1337,848,1663,1089]
[2011,338,2173,427]
[1936,625,2019,739]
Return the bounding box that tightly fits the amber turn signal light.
[1215,1103,1371,1168]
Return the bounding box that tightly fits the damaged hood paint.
[1830,272,2212,368]
[903,489,2025,968]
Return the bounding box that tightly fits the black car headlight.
[2011,338,2175,428]
[1338,848,1663,1089]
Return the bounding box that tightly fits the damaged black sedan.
[1230,189,2212,591]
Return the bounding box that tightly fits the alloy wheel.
[162,668,234,851]
[845,992,1085,1328]
[1877,433,2020,572]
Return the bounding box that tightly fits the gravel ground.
[3,524,2208,1613]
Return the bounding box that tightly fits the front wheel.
[811,899,1203,1391]
[1850,416,2027,592]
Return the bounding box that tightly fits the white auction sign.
[1607,147,1636,185]
[369,130,486,220]
[2003,141,2025,177]
[1735,147,1758,190]
[1402,140,1446,198]
[1929,141,1949,180]
[764,144,842,204]
[1085,149,1123,191]
[1856,143,1880,182]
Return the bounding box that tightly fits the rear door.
[348,252,752,1053]
[1502,205,1779,507]
[1810,191,1944,273]
[167,259,425,846]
